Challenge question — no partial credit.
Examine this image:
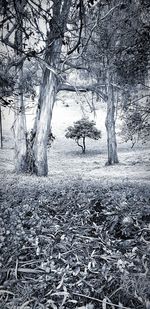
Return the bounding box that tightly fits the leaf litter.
[0,177,150,309]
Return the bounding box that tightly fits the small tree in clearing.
[65,118,101,154]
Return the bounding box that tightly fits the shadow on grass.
[65,148,106,157]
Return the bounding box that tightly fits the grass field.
[1,99,150,184]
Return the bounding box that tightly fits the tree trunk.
[14,106,27,173]
[0,106,3,149]
[82,136,86,153]
[13,6,27,173]
[26,0,71,176]
[105,81,119,165]
[13,0,71,176]
[76,139,84,153]
[33,68,57,176]
[27,35,62,176]
[14,75,27,173]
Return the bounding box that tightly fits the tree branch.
[0,97,13,107]
[67,0,84,55]
[57,82,107,101]
[2,23,17,41]
[61,60,89,71]
[4,55,27,73]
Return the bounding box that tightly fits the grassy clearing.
[1,129,150,184]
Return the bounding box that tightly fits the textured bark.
[14,67,27,173]
[33,68,57,176]
[105,78,119,165]
[0,106,3,149]
[28,0,72,176]
[14,92,27,173]
[13,2,27,173]
[25,65,57,176]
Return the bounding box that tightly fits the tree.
[1,0,149,174]
[120,87,150,146]
[65,118,101,153]
[1,0,95,175]
[1,0,73,175]
[0,105,3,148]
[0,0,122,173]
[81,0,150,164]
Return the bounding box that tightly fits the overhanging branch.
[57,83,107,101]
[61,60,89,71]
[67,0,84,55]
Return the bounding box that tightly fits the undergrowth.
[0,178,150,309]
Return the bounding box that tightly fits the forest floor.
[0,132,150,309]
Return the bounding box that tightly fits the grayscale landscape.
[0,1,150,309]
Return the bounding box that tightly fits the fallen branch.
[0,289,14,295]
[0,267,45,274]
[20,299,34,309]
[73,292,133,309]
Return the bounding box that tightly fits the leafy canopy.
[65,118,101,140]
[120,96,150,146]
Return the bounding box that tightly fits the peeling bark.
[33,68,57,176]
[26,0,72,176]
[14,79,27,173]
[105,75,119,165]
[0,106,3,149]
[13,4,27,173]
